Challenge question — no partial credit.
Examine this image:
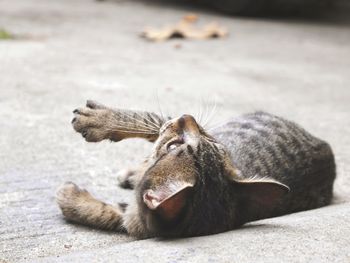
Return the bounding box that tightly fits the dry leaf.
[141,14,228,42]
[174,43,182,49]
[183,13,198,23]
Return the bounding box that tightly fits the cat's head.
[138,114,289,236]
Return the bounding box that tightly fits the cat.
[56,100,336,238]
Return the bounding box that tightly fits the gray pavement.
[0,0,350,262]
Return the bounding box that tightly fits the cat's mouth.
[143,190,164,209]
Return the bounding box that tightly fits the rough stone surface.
[0,0,349,262]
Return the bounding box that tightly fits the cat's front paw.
[56,182,90,221]
[117,169,137,189]
[71,101,111,142]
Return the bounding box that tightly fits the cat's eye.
[168,144,178,151]
[167,139,184,152]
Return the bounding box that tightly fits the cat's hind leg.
[56,182,124,231]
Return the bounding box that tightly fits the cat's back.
[210,111,336,214]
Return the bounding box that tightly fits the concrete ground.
[1,0,350,262]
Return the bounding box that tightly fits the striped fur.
[57,101,336,238]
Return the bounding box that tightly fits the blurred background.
[1,0,350,262]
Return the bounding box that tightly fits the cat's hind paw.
[56,182,91,221]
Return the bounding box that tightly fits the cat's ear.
[143,182,194,221]
[233,177,290,213]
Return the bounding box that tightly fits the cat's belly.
[210,111,336,214]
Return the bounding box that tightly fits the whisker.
[198,96,204,125]
[147,111,164,127]
[155,88,165,122]
[202,97,210,128]
[133,111,160,130]
[111,120,158,132]
[114,116,159,131]
[137,111,162,130]
[107,128,159,135]
[119,110,161,131]
[203,96,217,128]
[194,99,200,122]
[110,121,158,131]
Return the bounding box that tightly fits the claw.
[71,117,77,124]
[86,100,107,109]
[86,100,97,109]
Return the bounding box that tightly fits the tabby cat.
[57,100,336,238]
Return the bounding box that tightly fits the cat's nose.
[177,114,199,134]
